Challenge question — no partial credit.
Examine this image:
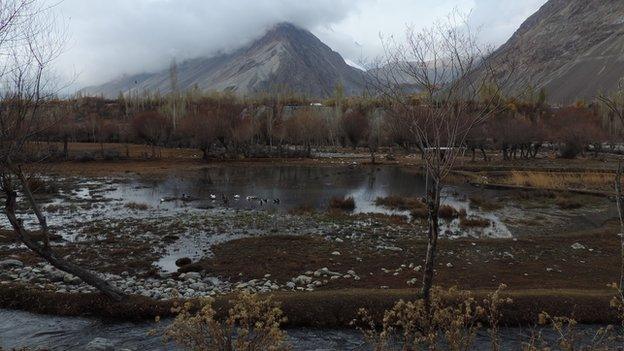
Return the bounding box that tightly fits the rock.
[163,235,180,243]
[184,272,201,280]
[446,263,454,268]
[189,282,205,291]
[292,275,312,285]
[571,242,586,250]
[335,238,344,243]
[175,257,192,267]
[47,271,65,283]
[331,251,341,256]
[85,337,114,351]
[63,274,82,285]
[286,282,296,289]
[0,259,23,269]
[376,245,403,252]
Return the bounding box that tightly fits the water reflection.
[112,164,511,238]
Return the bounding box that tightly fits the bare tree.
[367,11,516,307]
[600,80,624,294]
[0,1,124,301]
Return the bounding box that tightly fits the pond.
[102,163,512,235]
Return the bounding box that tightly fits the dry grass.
[125,202,150,211]
[469,196,502,211]
[288,204,316,215]
[375,196,426,211]
[506,171,613,190]
[459,216,491,228]
[329,196,356,211]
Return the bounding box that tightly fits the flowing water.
[0,309,613,351]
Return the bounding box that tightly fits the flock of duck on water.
[159,193,280,206]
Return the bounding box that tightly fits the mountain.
[83,23,365,98]
[476,0,624,104]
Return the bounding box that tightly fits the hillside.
[83,23,365,98]
[477,0,624,104]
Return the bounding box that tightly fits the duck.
[234,194,241,199]
[210,194,217,200]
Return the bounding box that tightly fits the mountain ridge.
[476,0,624,104]
[82,23,365,98]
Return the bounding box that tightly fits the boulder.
[175,257,192,267]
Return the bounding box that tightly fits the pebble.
[0,259,23,269]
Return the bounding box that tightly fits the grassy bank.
[0,284,618,327]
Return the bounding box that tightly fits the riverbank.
[0,284,619,327]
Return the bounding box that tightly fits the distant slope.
[475,0,624,104]
[83,23,365,98]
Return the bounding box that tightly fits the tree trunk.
[421,178,440,309]
[15,168,49,248]
[3,178,125,302]
[615,162,624,290]
[201,147,210,161]
[481,147,488,162]
[63,137,69,160]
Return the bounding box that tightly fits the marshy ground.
[1,143,623,327]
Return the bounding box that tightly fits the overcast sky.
[52,0,548,90]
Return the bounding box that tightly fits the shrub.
[75,152,96,162]
[164,292,289,350]
[438,205,458,220]
[459,216,490,229]
[375,196,426,211]
[26,177,59,194]
[560,141,583,159]
[329,196,356,211]
[102,149,122,161]
[411,207,428,219]
[125,202,149,211]
[353,287,483,351]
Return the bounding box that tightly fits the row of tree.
[35,95,617,162]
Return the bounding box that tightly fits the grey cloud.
[53,0,548,91]
[56,0,369,89]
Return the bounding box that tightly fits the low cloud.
[52,0,547,91]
